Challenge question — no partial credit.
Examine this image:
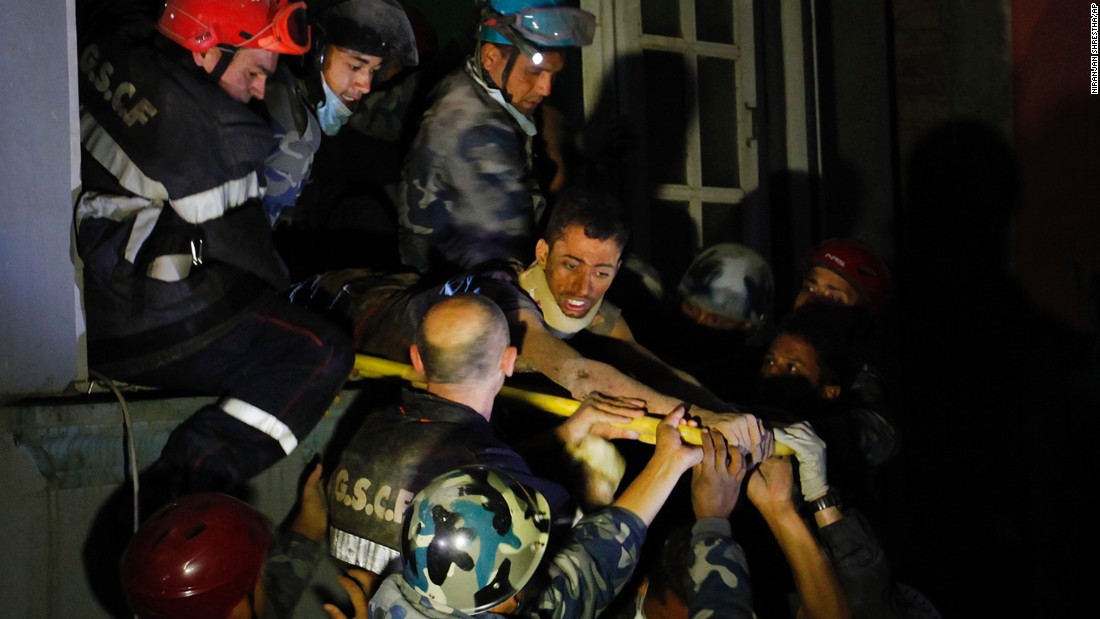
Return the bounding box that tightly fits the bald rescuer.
[327,293,655,596]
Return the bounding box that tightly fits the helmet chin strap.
[475,37,516,104]
[497,46,520,104]
[208,45,237,84]
[481,17,544,105]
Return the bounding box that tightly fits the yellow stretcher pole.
[353,354,792,454]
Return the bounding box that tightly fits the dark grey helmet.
[314,0,419,67]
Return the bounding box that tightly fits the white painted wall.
[0,0,85,400]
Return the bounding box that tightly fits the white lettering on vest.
[332,467,415,523]
[80,44,158,128]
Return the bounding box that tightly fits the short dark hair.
[776,303,871,388]
[543,186,630,249]
[415,294,510,384]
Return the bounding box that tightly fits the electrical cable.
[89,370,141,534]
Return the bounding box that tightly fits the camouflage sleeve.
[367,575,430,619]
[262,529,322,619]
[687,518,754,619]
[262,70,321,226]
[530,506,646,619]
[400,73,544,274]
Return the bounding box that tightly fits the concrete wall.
[0,0,84,400]
[0,388,361,619]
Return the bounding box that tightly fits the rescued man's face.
[217,48,278,103]
[794,266,859,309]
[322,45,384,107]
[482,44,564,115]
[536,224,622,319]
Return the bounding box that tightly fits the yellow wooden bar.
[353,354,793,454]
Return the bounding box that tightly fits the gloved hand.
[772,422,829,501]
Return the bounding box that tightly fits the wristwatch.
[808,489,843,513]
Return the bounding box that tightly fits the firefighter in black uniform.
[75,0,353,498]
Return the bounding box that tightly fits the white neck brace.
[519,264,601,335]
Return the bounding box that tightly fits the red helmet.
[121,493,272,619]
[157,0,311,55]
[803,238,890,313]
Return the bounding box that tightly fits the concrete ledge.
[0,386,365,619]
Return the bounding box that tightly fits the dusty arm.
[514,308,715,417]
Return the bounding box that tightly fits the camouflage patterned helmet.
[401,465,551,614]
[677,243,774,328]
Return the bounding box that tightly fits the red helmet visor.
[241,2,311,54]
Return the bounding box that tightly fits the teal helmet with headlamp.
[474,0,595,109]
[478,0,596,50]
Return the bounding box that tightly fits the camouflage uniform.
[398,59,547,276]
[262,529,323,619]
[687,518,755,619]
[369,506,646,619]
[262,67,323,226]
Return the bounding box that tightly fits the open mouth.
[562,297,590,315]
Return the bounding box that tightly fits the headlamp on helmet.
[478,0,595,65]
[482,8,595,48]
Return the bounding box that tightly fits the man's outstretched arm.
[511,307,767,456]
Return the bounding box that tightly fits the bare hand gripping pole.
[352,354,793,454]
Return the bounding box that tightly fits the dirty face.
[536,224,623,319]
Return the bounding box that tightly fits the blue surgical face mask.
[316,77,353,136]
